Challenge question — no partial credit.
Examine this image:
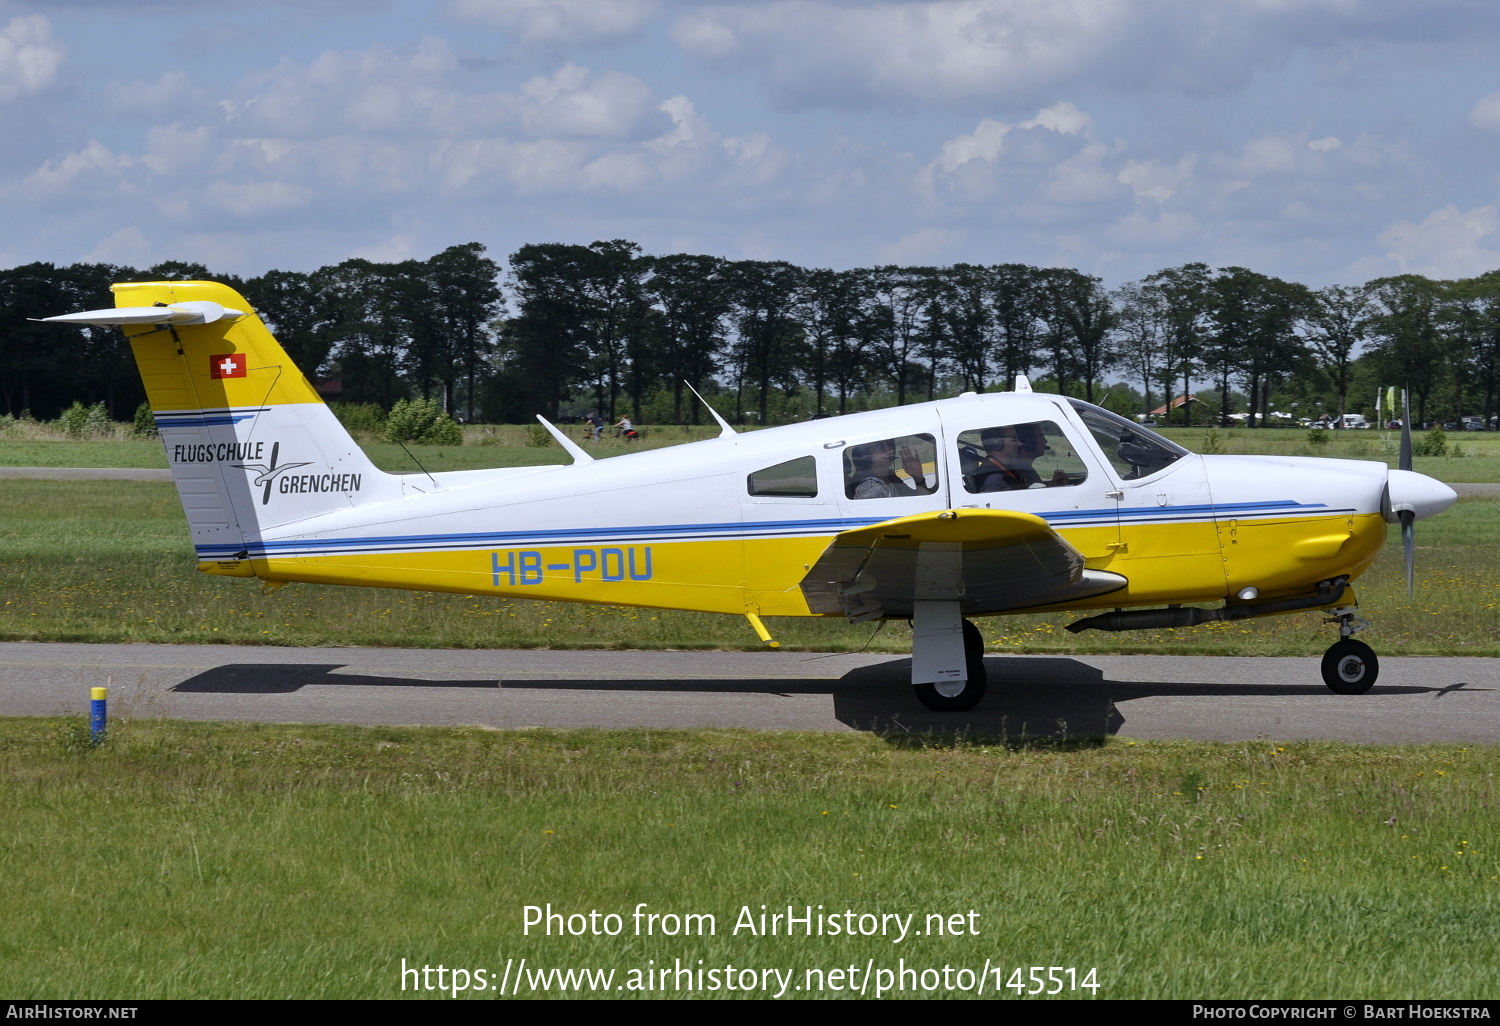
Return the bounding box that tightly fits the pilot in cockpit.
[971,423,1070,491]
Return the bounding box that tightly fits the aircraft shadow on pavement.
[170,656,1435,743]
[498,656,1433,741]
[172,664,500,694]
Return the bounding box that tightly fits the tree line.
[3,240,1499,429]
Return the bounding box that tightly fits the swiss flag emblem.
[210,353,246,379]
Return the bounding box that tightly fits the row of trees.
[0,245,500,423]
[3,241,1499,428]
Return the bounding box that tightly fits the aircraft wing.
[799,508,1127,621]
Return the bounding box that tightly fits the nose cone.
[1384,469,1458,523]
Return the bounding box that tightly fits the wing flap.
[799,508,1126,620]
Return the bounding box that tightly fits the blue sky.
[4,0,1500,287]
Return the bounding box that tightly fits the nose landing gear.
[1321,608,1377,694]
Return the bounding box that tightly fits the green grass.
[5,421,1500,479]
[1156,425,1500,482]
[0,720,1493,999]
[2,480,1497,654]
[0,422,728,473]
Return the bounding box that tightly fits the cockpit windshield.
[1067,399,1189,480]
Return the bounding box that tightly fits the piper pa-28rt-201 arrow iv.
[42,280,1458,711]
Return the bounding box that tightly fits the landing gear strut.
[1320,608,1378,695]
[914,618,988,711]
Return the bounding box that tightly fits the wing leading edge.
[799,508,1127,621]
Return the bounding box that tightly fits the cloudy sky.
[4,0,1500,287]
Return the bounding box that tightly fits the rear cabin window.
[843,434,939,500]
[747,456,818,497]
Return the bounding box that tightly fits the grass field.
[0,422,724,473]
[2,477,1496,655]
[1,720,1494,1000]
[3,424,1498,1003]
[4,420,1500,479]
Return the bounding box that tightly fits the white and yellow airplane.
[43,280,1458,711]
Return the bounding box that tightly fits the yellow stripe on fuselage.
[216,511,1387,619]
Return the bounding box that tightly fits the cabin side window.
[843,434,939,500]
[956,421,1087,493]
[747,456,819,497]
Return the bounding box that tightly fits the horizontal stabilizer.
[36,301,244,327]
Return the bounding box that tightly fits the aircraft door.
[1064,401,1225,603]
[936,404,1123,566]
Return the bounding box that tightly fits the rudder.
[49,280,399,578]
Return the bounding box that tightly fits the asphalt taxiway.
[1,642,1496,743]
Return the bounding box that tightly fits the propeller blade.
[1400,388,1412,473]
[1400,509,1415,597]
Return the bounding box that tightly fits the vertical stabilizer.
[50,280,400,577]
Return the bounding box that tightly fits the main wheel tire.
[913,619,989,712]
[1321,638,1379,694]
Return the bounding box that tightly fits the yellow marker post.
[89,687,108,745]
[745,613,779,648]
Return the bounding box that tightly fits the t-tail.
[42,280,401,579]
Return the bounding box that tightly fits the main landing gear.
[913,617,988,712]
[1320,608,1378,695]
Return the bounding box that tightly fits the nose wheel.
[1320,607,1377,694]
[1321,638,1378,694]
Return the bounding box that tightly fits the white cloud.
[233,38,512,138]
[1468,91,1500,134]
[25,141,134,190]
[1308,136,1341,152]
[917,105,1118,206]
[578,150,655,190]
[1106,209,1200,246]
[140,124,214,175]
[673,1,1126,109]
[432,137,593,193]
[1117,155,1196,203]
[351,233,417,263]
[722,131,787,186]
[647,95,712,154]
[449,0,661,44]
[916,118,1009,198]
[229,43,654,143]
[1039,142,1117,204]
[670,10,738,56]
[879,227,965,264]
[107,71,209,118]
[208,180,313,217]
[1379,204,1500,278]
[517,63,653,138]
[0,16,64,103]
[84,227,153,267]
[934,119,1010,173]
[1020,101,1093,136]
[665,0,1464,112]
[1230,135,1301,176]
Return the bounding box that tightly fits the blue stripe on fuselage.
[195,499,1343,560]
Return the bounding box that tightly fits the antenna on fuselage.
[1014,375,1033,394]
[535,415,594,465]
[685,381,736,438]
